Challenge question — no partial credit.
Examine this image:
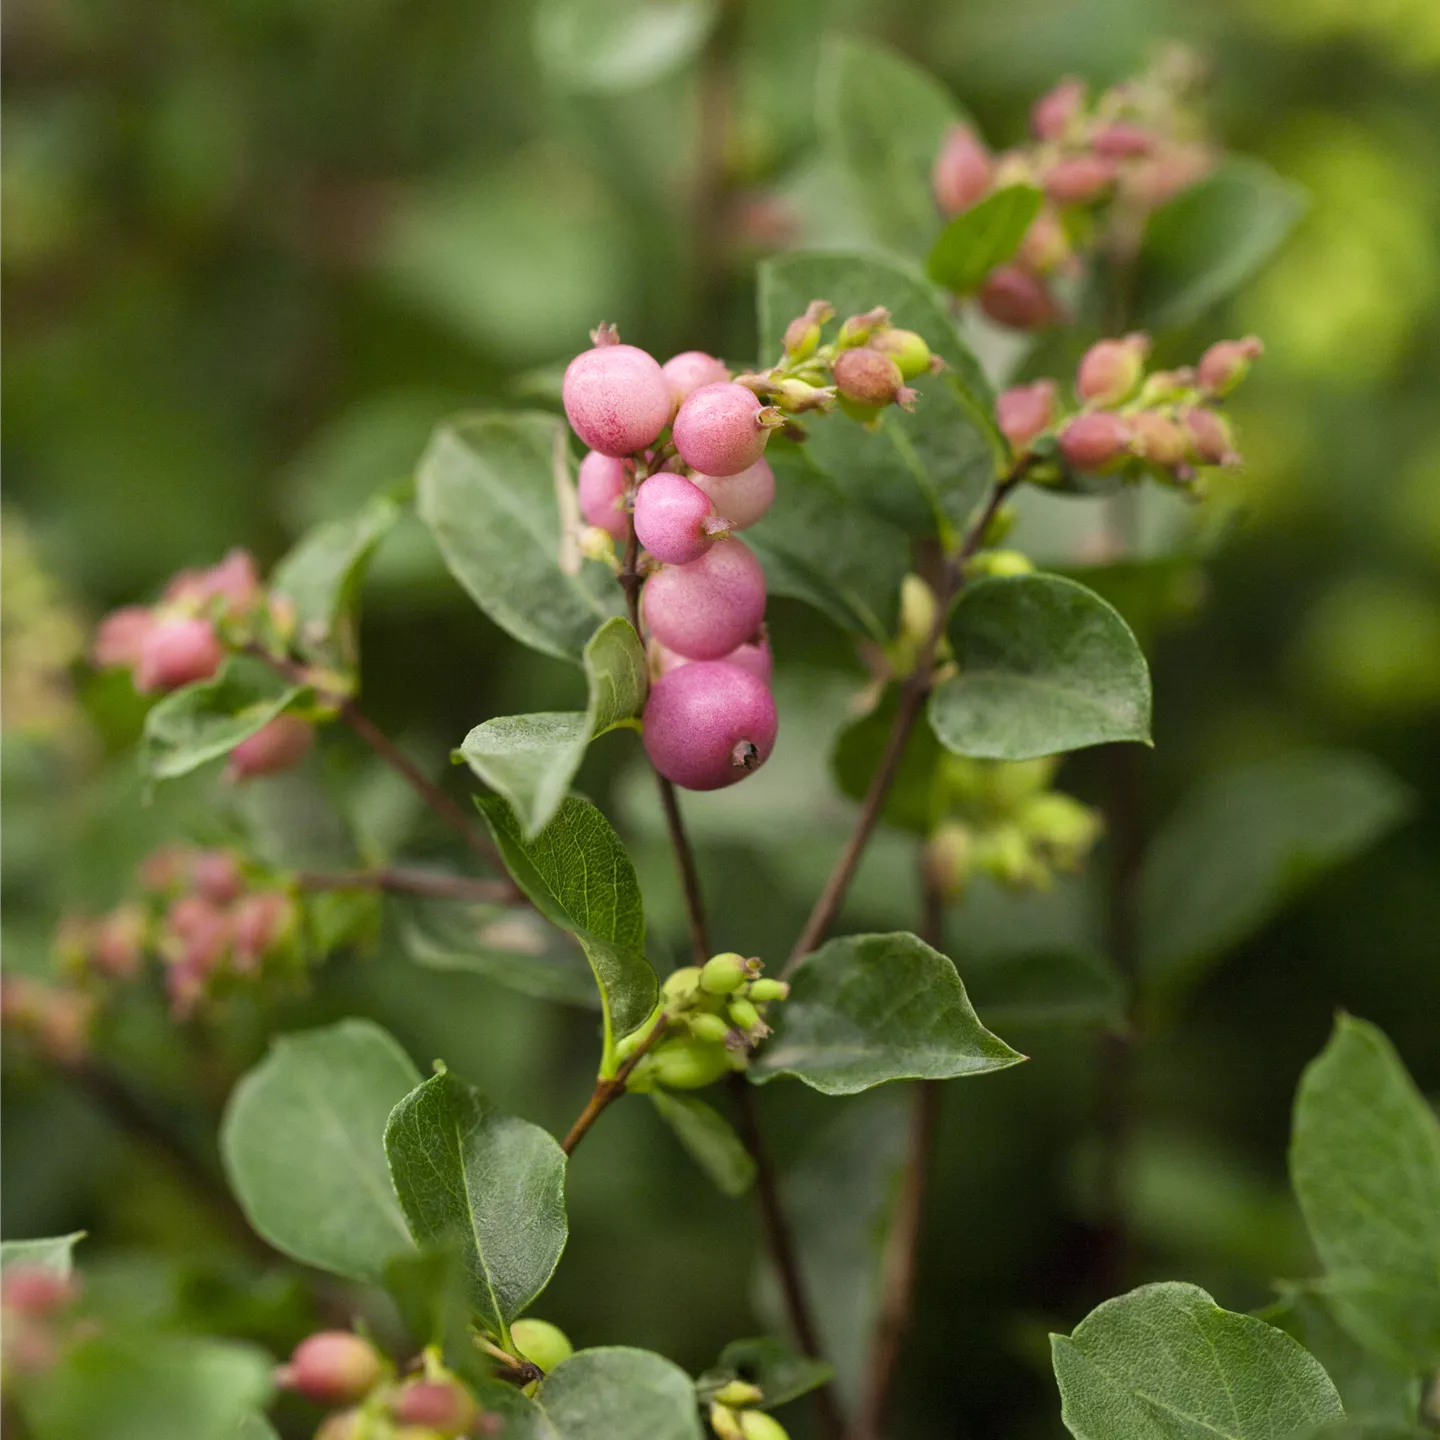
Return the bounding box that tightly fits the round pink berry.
[688,457,775,530]
[1031,78,1085,141]
[996,380,1058,451]
[225,715,314,782]
[977,266,1057,330]
[1076,334,1149,405]
[652,632,773,685]
[562,343,672,458]
[642,661,778,791]
[642,539,767,661]
[1197,336,1263,396]
[833,348,905,408]
[191,849,243,904]
[1059,412,1131,471]
[135,617,225,693]
[394,1380,477,1431]
[932,125,993,217]
[661,351,729,409]
[92,605,155,670]
[577,452,630,540]
[633,471,718,565]
[278,1332,385,1407]
[1092,123,1155,160]
[1182,407,1237,466]
[1044,154,1117,205]
[672,382,772,478]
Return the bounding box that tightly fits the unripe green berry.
[782,300,833,362]
[713,1380,765,1407]
[836,306,891,348]
[700,953,753,995]
[968,549,1034,579]
[1018,793,1103,869]
[511,1318,574,1374]
[710,1403,746,1440]
[728,997,762,1033]
[869,327,933,380]
[643,1037,732,1090]
[924,821,973,902]
[740,1411,790,1440]
[663,967,703,1005]
[746,978,789,1003]
[974,824,1043,890]
[614,1005,661,1061]
[688,1012,733,1044]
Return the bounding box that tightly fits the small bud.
[711,1403,746,1440]
[727,997,762,1034]
[899,574,938,644]
[977,266,1058,330]
[868,328,933,380]
[1058,412,1131,471]
[1030,78,1086,141]
[1137,368,1197,405]
[932,126,994,217]
[688,1012,733,1044]
[1043,154,1117,206]
[135,616,225,693]
[924,822,972,902]
[1018,793,1103,869]
[663,966,703,1005]
[713,1380,765,1407]
[1128,411,1188,470]
[746,978,789,1003]
[836,307,892,348]
[833,348,905,409]
[973,824,1042,890]
[1076,334,1150,406]
[394,1380,478,1436]
[996,380,1058,452]
[782,300,833,361]
[771,378,836,413]
[1196,336,1263,396]
[225,714,315,782]
[740,1411,790,1440]
[277,1332,384,1406]
[968,549,1034,579]
[700,953,755,995]
[1181,407,1239,466]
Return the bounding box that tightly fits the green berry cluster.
[709,1379,791,1440]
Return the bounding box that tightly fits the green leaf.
[26,1334,273,1440]
[140,655,307,782]
[270,490,404,672]
[1051,1281,1344,1440]
[401,897,600,1009]
[0,1232,85,1276]
[220,1019,419,1283]
[416,412,619,664]
[540,1347,703,1440]
[696,1337,834,1411]
[751,931,1024,1095]
[478,795,658,1063]
[831,687,946,834]
[745,442,909,643]
[533,0,718,96]
[648,1091,755,1198]
[233,1416,280,1440]
[928,186,1044,293]
[928,574,1152,760]
[1136,157,1309,332]
[817,35,966,261]
[962,948,1127,1030]
[1290,1016,1440,1372]
[385,1069,567,1343]
[459,618,647,839]
[1138,752,1411,996]
[757,251,1002,541]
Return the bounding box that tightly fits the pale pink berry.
[1031,78,1085,141]
[562,343,672,458]
[92,605,155,670]
[1182,407,1238,466]
[642,538,767,661]
[932,125,994,217]
[277,1332,384,1406]
[233,890,295,970]
[642,661,777,791]
[135,617,225,693]
[996,380,1058,451]
[92,905,147,979]
[1059,412,1131,470]
[225,715,314,782]
[978,266,1057,330]
[652,633,773,685]
[661,351,729,409]
[672,382,772,478]
[1129,411,1188,469]
[577,452,630,541]
[1092,123,1155,160]
[1197,336,1263,396]
[1125,143,1214,207]
[833,348,905,408]
[191,849,243,903]
[633,471,719,565]
[1,1266,77,1315]
[1015,207,1070,275]
[688,458,775,531]
[164,549,261,618]
[1076,334,1150,405]
[1044,154,1116,205]
[394,1380,478,1431]
[165,895,231,973]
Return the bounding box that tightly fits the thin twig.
[560,1015,669,1155]
[657,774,711,965]
[294,869,514,903]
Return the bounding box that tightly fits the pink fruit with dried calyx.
[577,452,630,540]
[996,380,1058,451]
[276,1332,385,1406]
[642,538,767,661]
[1059,412,1131,470]
[661,351,730,408]
[643,661,778,791]
[135,617,225,693]
[688,457,775,530]
[562,335,672,458]
[673,382,776,478]
[978,266,1058,330]
[633,471,721,565]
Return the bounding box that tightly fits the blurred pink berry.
[139,844,191,892]
[1129,411,1189,469]
[1092,123,1155,160]
[1076,334,1150,405]
[1015,207,1071,275]
[642,539,767,661]
[1044,154,1116,205]
[233,890,295,970]
[1125,144,1214,207]
[277,1332,384,1406]
[577,452,630,541]
[1059,412,1131,470]
[688,457,775,531]
[225,715,314,782]
[932,125,994,217]
[643,661,778,791]
[562,342,672,458]
[652,632,773,686]
[165,549,262,618]
[1197,336,1263,396]
[833,348,906,409]
[978,266,1057,330]
[192,849,244,904]
[1182,407,1238,466]
[92,606,155,670]
[1,1266,77,1315]
[634,471,719,565]
[661,351,729,409]
[394,1379,478,1432]
[1031,78,1086,141]
[996,380,1058,451]
[135,617,224,693]
[92,905,147,979]
[673,382,773,477]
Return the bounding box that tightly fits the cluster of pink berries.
[0,977,93,1064]
[91,548,314,781]
[997,332,1263,490]
[1,1264,81,1378]
[932,52,1214,329]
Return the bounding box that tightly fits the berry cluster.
[709,1382,790,1440]
[621,952,790,1092]
[997,332,1262,492]
[932,49,1214,329]
[1,1264,81,1379]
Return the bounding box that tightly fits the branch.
[294,868,514,903]
[560,1015,668,1155]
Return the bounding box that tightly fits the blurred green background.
[4,0,1438,1436]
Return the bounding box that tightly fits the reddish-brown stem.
[560,1015,668,1155]
[294,869,513,903]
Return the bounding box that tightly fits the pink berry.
[1044,154,1117,205]
[1076,334,1150,405]
[688,457,775,531]
[394,1380,478,1431]
[165,895,231,973]
[642,539,767,661]
[1031,78,1085,141]
[191,849,243,904]
[1182,407,1237,466]
[833,348,905,408]
[1129,411,1188,469]
[1,1266,76,1315]
[91,905,147,979]
[225,715,314,782]
[633,471,718,565]
[652,632,773,685]
[233,891,295,970]
[672,382,772,478]
[278,1332,384,1407]
[92,605,155,670]
[164,549,261,618]
[577,452,630,540]
[642,661,777,791]
[932,125,994,216]
[996,380,1058,451]
[977,266,1057,330]
[1092,123,1155,160]
[1015,207,1070,274]
[661,351,729,409]
[1059,412,1131,470]
[135,617,225,693]
[562,343,672,458]
[1197,336,1263,396]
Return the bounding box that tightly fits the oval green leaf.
[648,1090,755,1198]
[927,186,1044,294]
[539,1347,703,1440]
